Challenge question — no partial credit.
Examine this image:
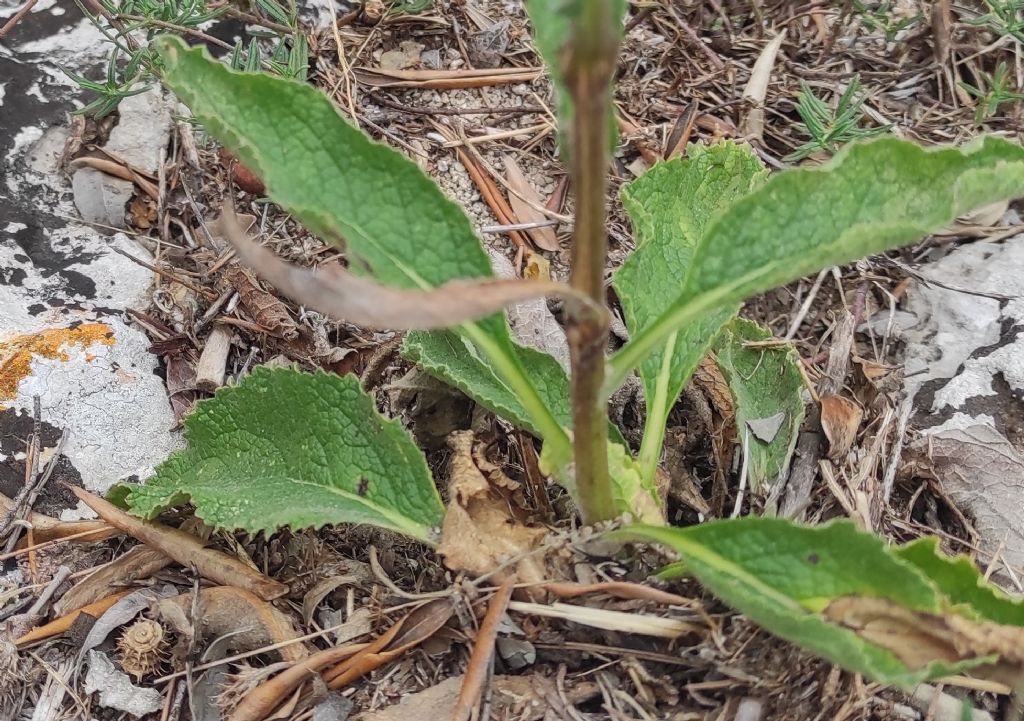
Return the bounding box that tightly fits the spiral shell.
[117,619,167,680]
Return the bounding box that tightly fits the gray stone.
[72,166,133,227]
[902,236,1024,576]
[105,87,174,174]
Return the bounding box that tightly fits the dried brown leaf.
[820,394,863,460]
[225,265,299,340]
[221,207,586,331]
[324,598,454,689]
[436,432,547,588]
[825,595,1024,686]
[227,641,369,721]
[158,586,308,664]
[503,157,559,251]
[54,545,172,616]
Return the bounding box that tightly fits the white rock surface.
[1,1,180,495]
[901,237,1024,572]
[72,167,135,227]
[83,651,163,717]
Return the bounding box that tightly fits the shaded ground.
[2,1,1023,720]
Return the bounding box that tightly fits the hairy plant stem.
[565,0,620,524]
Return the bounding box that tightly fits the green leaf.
[607,441,662,523]
[403,330,572,437]
[616,143,767,482]
[608,136,1024,393]
[712,318,805,490]
[124,368,445,544]
[895,537,1024,627]
[155,36,490,291]
[621,519,979,686]
[154,36,572,471]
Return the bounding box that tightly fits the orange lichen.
[0,323,115,400]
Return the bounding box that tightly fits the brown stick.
[0,491,117,546]
[15,590,131,647]
[450,579,514,721]
[226,642,369,721]
[430,121,528,252]
[69,487,288,601]
[0,0,38,39]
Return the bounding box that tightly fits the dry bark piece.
[69,487,288,601]
[158,586,308,665]
[819,394,863,460]
[15,590,132,647]
[503,157,559,251]
[225,265,299,340]
[194,326,234,391]
[437,432,547,590]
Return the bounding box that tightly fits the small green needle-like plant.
[967,0,1024,45]
[115,0,1024,699]
[960,61,1024,125]
[850,1,921,42]
[70,0,305,115]
[786,75,888,162]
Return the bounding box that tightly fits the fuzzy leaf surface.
[713,318,805,489]
[622,519,982,687]
[403,330,572,436]
[894,538,1024,626]
[156,36,491,291]
[611,137,1024,389]
[616,143,766,420]
[125,368,444,543]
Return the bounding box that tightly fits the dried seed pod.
[117,619,168,680]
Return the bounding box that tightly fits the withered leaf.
[825,595,1024,685]
[820,394,863,460]
[221,207,587,331]
[225,265,300,340]
[437,432,546,589]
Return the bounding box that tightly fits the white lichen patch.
[2,46,181,495]
[903,238,1024,410]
